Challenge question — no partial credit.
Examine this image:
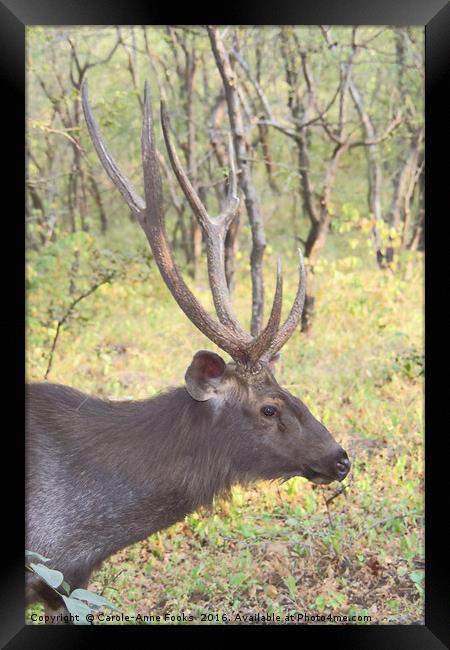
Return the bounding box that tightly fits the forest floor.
[26,228,424,625]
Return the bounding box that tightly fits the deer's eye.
[261,405,277,417]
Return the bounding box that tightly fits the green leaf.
[70,588,119,611]
[315,595,326,610]
[62,596,93,624]
[25,550,50,563]
[286,517,299,527]
[409,570,424,584]
[229,572,247,586]
[284,575,298,598]
[61,580,71,595]
[29,563,64,588]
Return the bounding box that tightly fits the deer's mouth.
[308,473,335,485]
[303,453,351,485]
[280,469,335,485]
[303,468,337,485]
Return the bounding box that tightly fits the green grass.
[26,224,424,625]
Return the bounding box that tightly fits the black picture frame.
[2,1,448,647]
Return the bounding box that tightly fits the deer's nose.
[335,451,351,480]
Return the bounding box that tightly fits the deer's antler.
[81,79,305,368]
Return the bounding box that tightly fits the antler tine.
[217,134,240,228]
[81,80,145,218]
[160,99,251,342]
[160,99,211,232]
[260,250,306,363]
[248,257,283,366]
[140,81,250,361]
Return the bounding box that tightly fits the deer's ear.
[268,352,281,374]
[185,350,227,401]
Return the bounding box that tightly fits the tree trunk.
[88,174,108,234]
[386,128,423,263]
[302,215,333,332]
[208,26,266,335]
[26,182,47,247]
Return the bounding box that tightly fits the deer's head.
[81,80,350,485]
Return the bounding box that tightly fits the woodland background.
[26,26,424,625]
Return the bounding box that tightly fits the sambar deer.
[26,80,350,622]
